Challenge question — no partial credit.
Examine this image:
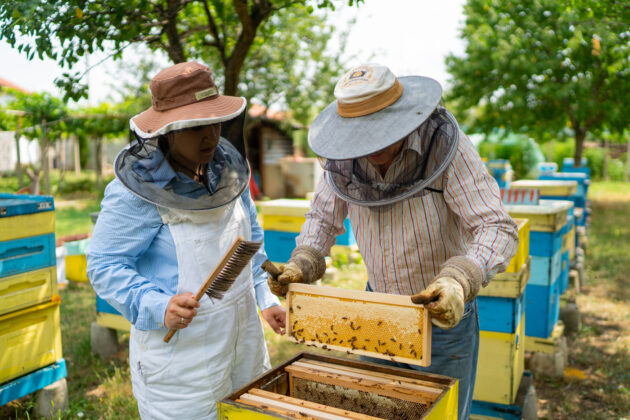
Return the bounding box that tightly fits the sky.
[0,1,467,104]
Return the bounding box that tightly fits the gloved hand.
[410,256,484,329]
[266,246,326,297]
[410,277,465,329]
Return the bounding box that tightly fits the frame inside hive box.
[286,284,431,367]
[218,352,458,420]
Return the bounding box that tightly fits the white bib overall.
[129,200,270,420]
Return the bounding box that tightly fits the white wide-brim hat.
[308,64,443,160]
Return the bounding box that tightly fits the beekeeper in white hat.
[88,61,285,420]
[268,63,519,420]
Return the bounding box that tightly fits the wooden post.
[14,116,23,189]
[74,135,81,176]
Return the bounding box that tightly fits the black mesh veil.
[322,107,460,207]
[114,110,250,211]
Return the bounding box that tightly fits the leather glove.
[265,246,326,297]
[410,256,484,329]
[410,277,465,329]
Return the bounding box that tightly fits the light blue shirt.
[87,146,279,331]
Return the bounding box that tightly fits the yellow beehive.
[218,352,458,420]
[286,284,431,366]
[563,224,576,261]
[474,314,525,405]
[0,266,58,316]
[479,256,531,299]
[258,199,310,232]
[510,180,577,197]
[0,298,63,383]
[506,200,573,233]
[65,254,89,282]
[0,209,55,242]
[506,218,530,273]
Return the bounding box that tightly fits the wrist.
[436,256,483,302]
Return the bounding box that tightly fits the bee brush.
[163,236,262,343]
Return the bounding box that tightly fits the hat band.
[153,87,219,112]
[336,79,403,118]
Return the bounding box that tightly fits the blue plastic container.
[0,234,56,278]
[477,293,525,334]
[525,275,561,338]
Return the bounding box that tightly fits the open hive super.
[286,283,431,366]
[218,352,458,419]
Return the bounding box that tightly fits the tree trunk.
[603,138,609,181]
[573,127,586,168]
[25,167,41,196]
[41,119,50,195]
[57,136,66,194]
[74,135,81,176]
[626,133,630,182]
[14,124,23,189]
[95,137,103,189]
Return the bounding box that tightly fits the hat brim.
[130,95,246,138]
[308,76,442,160]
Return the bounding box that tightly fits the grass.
[1,181,629,419]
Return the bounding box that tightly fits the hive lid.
[0,193,54,217]
[257,198,311,217]
[286,283,431,367]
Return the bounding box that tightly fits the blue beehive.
[561,157,591,178]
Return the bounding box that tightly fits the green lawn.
[1,181,629,419]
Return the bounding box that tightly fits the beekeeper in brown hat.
[268,63,519,420]
[88,61,285,420]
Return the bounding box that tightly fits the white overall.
[128,200,270,420]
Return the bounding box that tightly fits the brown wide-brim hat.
[130,62,246,139]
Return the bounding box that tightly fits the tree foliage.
[0,0,360,104]
[446,0,630,165]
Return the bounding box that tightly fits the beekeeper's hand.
[164,292,200,329]
[261,304,287,335]
[268,246,326,298]
[410,277,464,329]
[410,256,484,329]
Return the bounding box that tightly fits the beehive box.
[286,283,431,366]
[505,199,573,233]
[0,266,57,316]
[480,256,531,299]
[525,275,561,338]
[259,199,356,248]
[539,172,590,199]
[96,295,131,332]
[0,298,63,384]
[0,193,55,242]
[506,219,530,273]
[474,314,525,405]
[510,180,577,197]
[529,249,563,287]
[0,234,56,278]
[218,352,458,419]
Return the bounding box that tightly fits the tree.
[0,0,361,101]
[9,91,68,194]
[446,0,630,166]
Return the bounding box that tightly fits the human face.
[169,123,221,167]
[366,139,405,174]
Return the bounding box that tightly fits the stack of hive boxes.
[0,193,66,405]
[257,199,356,263]
[472,218,533,416]
[505,200,573,343]
[511,180,578,294]
[485,159,513,189]
[539,162,590,230]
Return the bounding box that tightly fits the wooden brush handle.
[261,259,282,277]
[163,236,245,343]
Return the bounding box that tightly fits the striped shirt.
[297,126,519,295]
